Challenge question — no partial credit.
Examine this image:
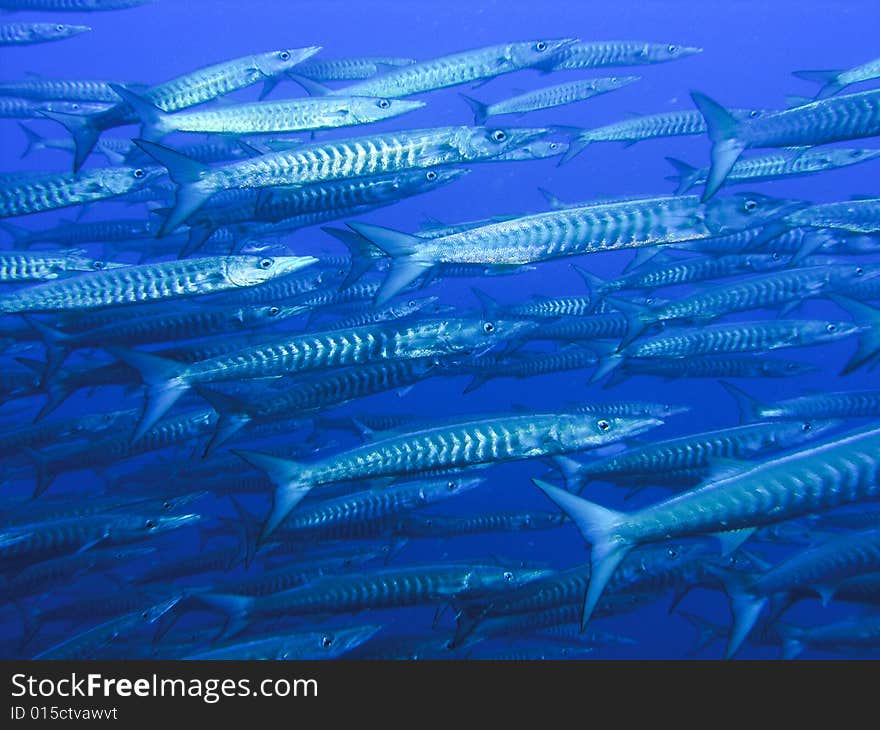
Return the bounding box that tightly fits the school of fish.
[2,1,880,660]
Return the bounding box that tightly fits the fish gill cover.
[0,0,879,661]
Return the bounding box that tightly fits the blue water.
[1,0,879,659]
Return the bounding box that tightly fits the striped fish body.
[752,528,880,598]
[395,511,565,538]
[0,79,134,102]
[296,56,416,81]
[0,0,148,9]
[182,627,380,661]
[785,198,880,234]
[476,77,640,119]
[650,265,863,323]
[781,616,880,659]
[3,218,158,247]
[738,90,880,149]
[0,250,118,282]
[330,40,576,98]
[0,97,106,118]
[0,22,89,45]
[0,166,159,218]
[755,390,880,420]
[0,255,314,312]
[573,420,834,484]
[579,108,760,145]
[546,40,702,70]
[531,312,629,341]
[619,354,817,379]
[152,96,423,136]
[507,296,594,318]
[625,318,859,359]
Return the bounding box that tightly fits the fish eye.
[826,323,837,332]
[743,199,758,212]
[786,363,797,371]
[667,44,678,53]
[771,252,780,260]
[259,258,273,269]
[447,480,457,490]
[667,547,678,558]
[92,260,106,269]
[491,130,507,143]
[268,306,280,315]
[802,422,812,432]
[548,142,558,150]
[597,419,611,431]
[377,98,391,109]
[535,41,548,52]
[408,300,416,307]
[145,519,156,529]
[279,50,291,61]
[56,24,64,31]
[162,500,172,510]
[851,150,863,157]
[856,267,864,275]
[482,321,495,333]
[503,571,514,581]
[749,110,760,118]
[133,168,145,179]
[425,170,437,181]
[321,635,333,648]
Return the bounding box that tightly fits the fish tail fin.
[606,296,655,348]
[689,91,746,201]
[345,221,431,305]
[108,83,169,142]
[21,316,71,382]
[537,187,569,210]
[547,454,586,493]
[131,139,211,236]
[461,373,489,394]
[532,479,631,628]
[676,610,721,657]
[776,623,806,660]
[791,69,843,98]
[570,264,605,310]
[450,602,491,648]
[228,496,261,568]
[556,135,592,167]
[469,286,502,321]
[458,93,489,125]
[589,347,625,384]
[718,381,761,422]
[320,226,380,288]
[17,122,44,159]
[21,447,54,497]
[232,449,313,543]
[664,156,702,194]
[830,294,880,374]
[106,346,189,442]
[38,109,101,173]
[193,385,253,457]
[704,564,766,659]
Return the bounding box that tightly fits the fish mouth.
[679,46,704,57]
[622,417,666,439]
[273,255,319,277]
[503,127,554,149]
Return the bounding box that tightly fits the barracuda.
[779,615,880,660]
[0,97,112,119]
[541,40,702,71]
[723,382,880,422]
[0,249,123,282]
[135,125,550,235]
[0,165,161,218]
[322,39,577,98]
[394,511,565,539]
[0,78,140,103]
[179,562,551,639]
[0,254,316,313]
[113,84,426,140]
[0,217,160,249]
[296,56,415,81]
[0,22,90,45]
[114,315,527,441]
[236,410,663,540]
[692,89,880,199]
[666,148,880,194]
[457,347,599,393]
[270,475,483,542]
[592,317,863,382]
[183,626,382,660]
[613,354,818,381]
[42,46,322,171]
[561,108,764,164]
[534,422,880,628]
[794,55,880,99]
[615,263,872,343]
[461,77,640,125]
[197,357,441,454]
[552,419,840,492]
[713,528,880,657]
[349,192,803,304]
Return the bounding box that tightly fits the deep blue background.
[1,0,879,659]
